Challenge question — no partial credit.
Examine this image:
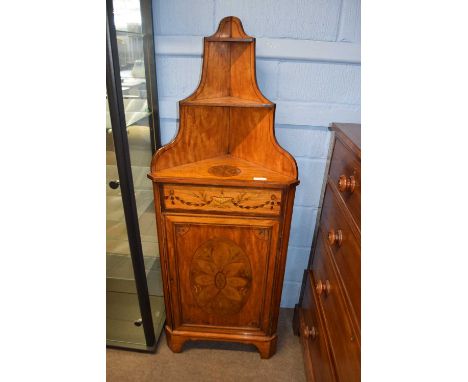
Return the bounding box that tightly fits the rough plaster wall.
[153,0,361,308]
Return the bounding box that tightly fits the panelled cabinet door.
[164,214,279,334]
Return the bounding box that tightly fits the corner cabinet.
[147,17,299,358]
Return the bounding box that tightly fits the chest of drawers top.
[328,123,361,230]
[330,123,361,160]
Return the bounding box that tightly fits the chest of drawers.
[295,123,361,381]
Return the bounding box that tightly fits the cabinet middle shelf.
[181,96,274,108]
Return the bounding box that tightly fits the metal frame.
[106,0,160,350]
[140,0,161,152]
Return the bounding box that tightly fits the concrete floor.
[107,308,306,382]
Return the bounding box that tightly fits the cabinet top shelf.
[205,37,254,42]
[148,155,298,187]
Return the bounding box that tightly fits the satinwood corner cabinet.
[147,16,299,358]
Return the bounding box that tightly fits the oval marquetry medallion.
[208,165,241,177]
[190,238,252,315]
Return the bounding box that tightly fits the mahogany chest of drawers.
[294,123,361,381]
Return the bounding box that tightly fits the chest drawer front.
[161,184,282,216]
[313,230,360,382]
[300,271,336,382]
[328,138,361,228]
[321,186,361,324]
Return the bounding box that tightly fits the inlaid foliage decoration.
[165,188,281,211]
[190,238,252,315]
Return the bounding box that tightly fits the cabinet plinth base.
[165,325,278,359]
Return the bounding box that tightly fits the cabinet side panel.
[229,108,297,177]
[152,184,174,328]
[269,186,296,333]
[198,42,231,98]
[230,43,257,100]
[154,105,229,170]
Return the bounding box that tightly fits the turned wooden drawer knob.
[315,280,331,296]
[338,175,356,193]
[303,325,317,340]
[328,229,343,246]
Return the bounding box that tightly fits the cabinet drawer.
[300,271,335,382]
[321,186,361,324]
[161,184,282,216]
[313,231,360,382]
[328,138,361,228]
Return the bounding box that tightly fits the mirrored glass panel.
[106,97,148,347]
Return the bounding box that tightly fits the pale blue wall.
[153,0,361,307]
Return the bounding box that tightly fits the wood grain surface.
[149,16,298,358]
[162,184,282,216]
[295,124,361,380]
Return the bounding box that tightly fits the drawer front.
[300,271,336,382]
[321,186,361,324]
[328,137,361,228]
[162,184,282,216]
[313,230,360,382]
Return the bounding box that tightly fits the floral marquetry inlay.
[163,185,282,215]
[190,238,252,315]
[175,225,190,236]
